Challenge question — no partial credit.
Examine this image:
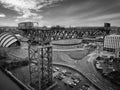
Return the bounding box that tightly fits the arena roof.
[0,33,18,47]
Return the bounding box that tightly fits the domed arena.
[0,33,20,47]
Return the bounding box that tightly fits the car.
[63,73,69,77]
[73,79,79,83]
[61,69,67,73]
[55,67,60,71]
[65,71,72,74]
[69,82,77,88]
[64,80,76,88]
[61,74,66,79]
[62,77,77,88]
[82,83,90,90]
[56,73,64,80]
[53,71,60,78]
[71,77,80,83]
[57,75,63,80]
[53,68,57,72]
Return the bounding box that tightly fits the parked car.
[69,82,77,88]
[62,77,77,88]
[55,67,60,71]
[82,83,90,90]
[53,68,57,72]
[73,79,79,83]
[61,69,67,73]
[56,73,64,80]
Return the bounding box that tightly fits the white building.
[0,33,20,47]
[104,34,120,57]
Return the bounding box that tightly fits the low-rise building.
[103,34,120,57]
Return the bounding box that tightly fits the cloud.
[15,19,19,22]
[0,13,6,17]
[86,13,120,21]
[0,0,62,21]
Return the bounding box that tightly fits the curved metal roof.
[0,33,18,47]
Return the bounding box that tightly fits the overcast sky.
[0,0,120,26]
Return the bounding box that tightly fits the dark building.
[104,23,111,28]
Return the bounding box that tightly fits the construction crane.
[18,22,53,90]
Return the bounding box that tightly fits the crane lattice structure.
[28,45,52,90]
[18,22,53,90]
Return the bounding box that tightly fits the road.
[76,51,116,90]
[53,49,118,90]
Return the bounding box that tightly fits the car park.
[52,66,97,90]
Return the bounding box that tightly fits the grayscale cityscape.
[0,0,120,90]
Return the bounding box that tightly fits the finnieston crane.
[18,22,53,90]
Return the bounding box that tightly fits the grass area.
[63,50,88,60]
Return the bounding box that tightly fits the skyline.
[0,0,120,26]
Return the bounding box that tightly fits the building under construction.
[18,22,53,90]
